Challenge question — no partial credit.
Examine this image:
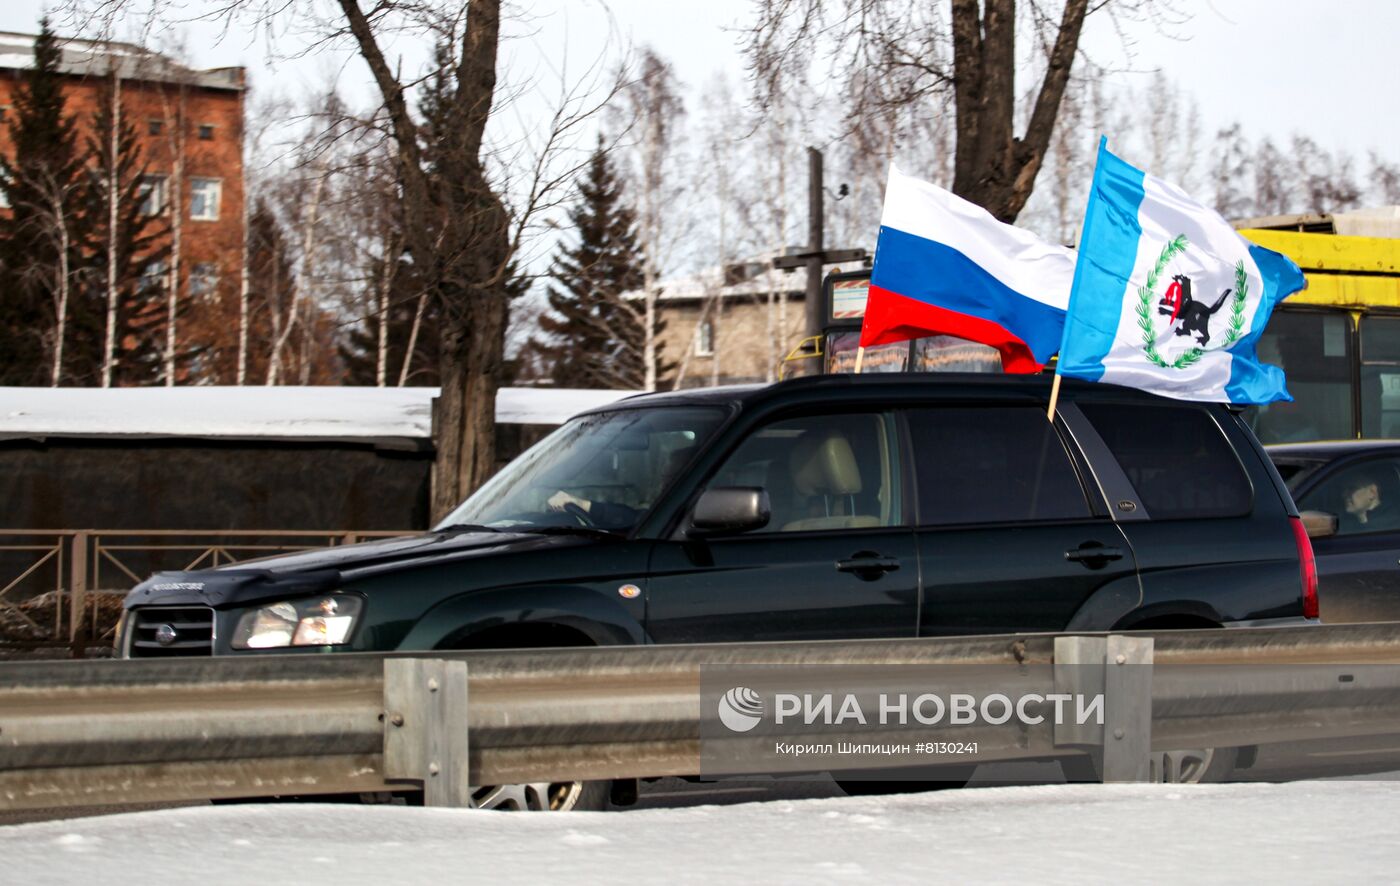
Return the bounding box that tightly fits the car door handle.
[836,554,901,580]
[1064,544,1125,565]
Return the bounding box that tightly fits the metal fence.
[0,529,414,649]
[4,623,1400,811]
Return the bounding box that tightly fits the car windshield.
[1270,457,1328,493]
[436,406,727,534]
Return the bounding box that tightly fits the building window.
[137,175,166,215]
[696,319,715,356]
[148,118,163,136]
[198,123,214,140]
[190,177,221,221]
[190,262,220,299]
[139,260,168,295]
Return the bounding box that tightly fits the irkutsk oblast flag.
[1057,139,1306,403]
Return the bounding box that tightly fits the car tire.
[1059,747,1238,784]
[468,778,610,811]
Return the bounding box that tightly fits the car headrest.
[789,430,862,496]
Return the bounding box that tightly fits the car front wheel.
[469,780,610,811]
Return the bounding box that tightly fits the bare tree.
[100,68,122,387]
[1253,138,1290,217]
[1292,135,1363,215]
[1210,123,1252,220]
[235,89,294,384]
[265,159,321,385]
[1372,153,1400,206]
[745,0,1138,223]
[20,170,83,386]
[140,44,190,387]
[613,48,687,391]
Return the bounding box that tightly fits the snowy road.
[3,780,1397,884]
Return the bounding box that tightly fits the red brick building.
[0,31,246,382]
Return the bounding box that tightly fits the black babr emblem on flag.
[1158,274,1232,346]
[1136,234,1249,371]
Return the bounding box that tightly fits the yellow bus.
[1236,211,1400,443]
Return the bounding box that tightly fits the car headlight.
[231,596,363,650]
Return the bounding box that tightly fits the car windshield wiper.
[436,523,513,534]
[520,525,626,540]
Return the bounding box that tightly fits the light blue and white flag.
[1057,139,1306,404]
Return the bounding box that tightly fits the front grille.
[128,607,215,657]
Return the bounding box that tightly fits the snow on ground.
[3,781,1397,884]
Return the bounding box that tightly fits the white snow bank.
[2,781,1397,884]
[0,386,640,443]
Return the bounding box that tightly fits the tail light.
[1289,516,1319,620]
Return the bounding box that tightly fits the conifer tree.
[533,143,670,389]
[339,249,439,386]
[0,19,89,385]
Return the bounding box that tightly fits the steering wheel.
[562,501,595,527]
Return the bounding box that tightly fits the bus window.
[912,336,1001,372]
[827,331,909,373]
[1361,316,1400,438]
[1247,310,1354,443]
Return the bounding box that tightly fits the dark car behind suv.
[1269,440,1400,624]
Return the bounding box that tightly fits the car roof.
[1266,440,1400,461]
[580,372,1223,416]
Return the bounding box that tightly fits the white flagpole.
[854,346,866,374]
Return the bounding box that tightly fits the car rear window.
[906,406,1091,525]
[1079,403,1252,519]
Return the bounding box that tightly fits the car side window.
[906,407,1091,525]
[1078,403,1252,519]
[1298,458,1400,536]
[705,413,901,533]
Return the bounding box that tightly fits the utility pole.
[804,147,823,338]
[774,146,868,341]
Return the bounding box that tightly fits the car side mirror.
[1300,510,1338,540]
[689,487,771,537]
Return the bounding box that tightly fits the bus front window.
[1361,316,1400,438]
[1247,311,1354,444]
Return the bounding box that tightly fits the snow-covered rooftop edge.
[0,386,640,444]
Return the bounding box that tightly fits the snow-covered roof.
[0,386,639,446]
[0,31,243,91]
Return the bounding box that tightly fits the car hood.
[124,529,593,609]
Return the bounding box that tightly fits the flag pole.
[1046,370,1063,421]
[854,346,866,374]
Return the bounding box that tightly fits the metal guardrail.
[0,529,414,648]
[4,623,1400,810]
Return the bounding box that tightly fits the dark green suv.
[122,373,1318,803]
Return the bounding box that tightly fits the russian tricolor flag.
[861,165,1075,373]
